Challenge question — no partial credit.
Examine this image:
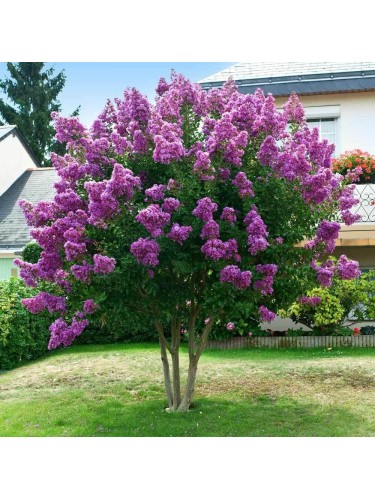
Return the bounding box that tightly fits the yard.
[1,343,375,437]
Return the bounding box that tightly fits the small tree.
[15,75,360,411]
[0,62,79,165]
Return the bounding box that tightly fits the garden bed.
[206,335,375,350]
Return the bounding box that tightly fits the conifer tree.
[0,62,78,166]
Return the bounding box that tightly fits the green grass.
[1,343,375,436]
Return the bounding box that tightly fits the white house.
[200,62,375,328]
[0,125,58,280]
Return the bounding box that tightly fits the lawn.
[1,343,375,437]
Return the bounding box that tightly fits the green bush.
[75,308,158,345]
[279,268,375,331]
[0,278,52,370]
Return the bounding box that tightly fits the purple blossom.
[337,255,360,280]
[200,220,220,239]
[145,184,167,202]
[258,305,276,322]
[71,263,92,283]
[167,223,193,244]
[283,93,305,123]
[193,150,215,181]
[244,206,269,255]
[130,238,160,267]
[232,172,254,198]
[22,292,66,315]
[220,265,252,289]
[254,264,278,295]
[226,322,235,331]
[93,254,116,274]
[192,197,218,222]
[83,299,98,315]
[136,204,171,237]
[220,207,237,226]
[162,197,180,214]
[298,296,322,306]
[48,317,89,349]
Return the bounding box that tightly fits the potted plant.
[332,149,375,184]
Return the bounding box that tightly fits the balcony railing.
[351,184,375,223]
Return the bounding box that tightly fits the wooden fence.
[206,335,375,350]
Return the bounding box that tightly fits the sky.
[0,62,234,127]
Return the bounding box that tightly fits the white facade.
[275,91,375,156]
[0,127,39,197]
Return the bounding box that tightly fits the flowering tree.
[15,74,360,411]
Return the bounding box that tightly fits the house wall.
[275,91,375,155]
[0,257,18,281]
[0,132,38,197]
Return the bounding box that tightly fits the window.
[307,118,338,154]
[304,105,340,155]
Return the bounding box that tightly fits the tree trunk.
[155,321,173,409]
[178,357,198,411]
[157,314,214,412]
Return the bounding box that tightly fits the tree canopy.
[0,62,78,166]
[15,73,360,410]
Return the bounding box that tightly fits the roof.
[199,62,375,97]
[0,125,17,141]
[0,168,58,249]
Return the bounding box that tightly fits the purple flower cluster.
[162,197,180,214]
[192,197,218,222]
[220,265,252,289]
[311,259,336,288]
[244,206,269,255]
[48,317,89,349]
[93,254,116,274]
[201,238,241,262]
[145,184,167,202]
[200,220,220,239]
[130,238,160,267]
[136,204,171,237]
[205,113,248,166]
[254,264,278,295]
[337,255,361,280]
[193,150,215,181]
[83,299,98,315]
[22,292,66,314]
[298,296,322,306]
[220,207,237,226]
[258,305,276,323]
[232,172,254,198]
[167,223,193,245]
[84,164,141,227]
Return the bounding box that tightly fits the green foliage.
[0,62,79,166]
[21,242,42,264]
[280,269,375,329]
[0,278,51,370]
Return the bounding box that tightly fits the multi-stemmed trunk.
[155,306,214,412]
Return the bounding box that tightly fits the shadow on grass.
[0,391,368,437]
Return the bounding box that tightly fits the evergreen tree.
[0,62,78,166]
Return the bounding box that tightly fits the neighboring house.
[0,125,58,280]
[0,167,58,280]
[0,125,39,197]
[200,62,375,328]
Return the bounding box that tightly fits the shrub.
[279,268,375,331]
[0,278,51,370]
